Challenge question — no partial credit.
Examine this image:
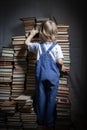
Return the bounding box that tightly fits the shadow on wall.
[11,22,25,36]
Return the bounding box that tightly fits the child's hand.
[25,28,39,45]
[30,28,39,36]
[61,65,70,73]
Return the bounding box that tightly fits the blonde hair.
[39,20,57,42]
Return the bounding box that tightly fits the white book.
[14,95,32,101]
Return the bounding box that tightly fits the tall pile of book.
[55,25,71,130]
[0,47,16,129]
[20,17,50,97]
[0,47,14,103]
[14,95,37,129]
[11,35,27,100]
[0,37,37,130]
[11,32,38,129]
[6,112,22,130]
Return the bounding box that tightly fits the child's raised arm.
[25,28,39,45]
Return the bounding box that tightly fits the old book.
[14,95,32,101]
[12,35,26,40]
[1,100,16,107]
[0,56,13,61]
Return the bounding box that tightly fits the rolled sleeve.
[27,42,39,53]
[54,44,64,60]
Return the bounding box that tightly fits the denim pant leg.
[45,84,58,127]
[36,81,46,125]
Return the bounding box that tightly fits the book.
[14,95,32,101]
[1,100,16,107]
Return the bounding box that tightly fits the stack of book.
[21,17,50,97]
[21,111,37,129]
[11,35,27,100]
[20,17,36,37]
[6,112,22,129]
[0,112,7,129]
[0,47,14,103]
[56,24,70,67]
[25,52,36,96]
[56,79,71,130]
[20,18,34,96]
[14,94,33,111]
[55,25,71,129]
[14,94,37,129]
[0,100,16,114]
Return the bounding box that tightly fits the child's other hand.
[61,65,70,73]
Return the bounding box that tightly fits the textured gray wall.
[0,0,86,123]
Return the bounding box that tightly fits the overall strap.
[40,43,57,53]
[47,43,57,53]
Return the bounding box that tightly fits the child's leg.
[45,82,58,127]
[35,81,46,126]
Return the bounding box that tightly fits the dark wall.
[0,0,86,123]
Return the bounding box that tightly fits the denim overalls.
[35,43,60,127]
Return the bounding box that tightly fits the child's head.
[40,20,57,42]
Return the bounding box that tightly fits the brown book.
[0,56,13,61]
[20,17,36,22]
[12,40,25,45]
[56,96,70,103]
[1,100,16,107]
[12,35,26,40]
[0,61,12,66]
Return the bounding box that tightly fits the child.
[25,20,69,130]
